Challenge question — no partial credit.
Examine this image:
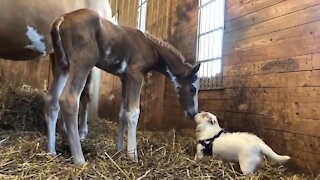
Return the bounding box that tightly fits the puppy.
[194,112,291,174]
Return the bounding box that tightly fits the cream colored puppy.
[195,112,291,174]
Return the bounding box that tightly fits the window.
[196,0,225,89]
[137,0,148,32]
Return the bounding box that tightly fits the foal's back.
[54,8,156,75]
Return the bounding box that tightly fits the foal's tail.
[259,140,291,163]
[51,16,69,72]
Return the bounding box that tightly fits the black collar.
[198,129,225,156]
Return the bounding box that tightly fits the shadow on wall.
[170,0,198,63]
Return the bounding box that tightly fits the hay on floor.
[0,84,313,179]
[0,84,46,132]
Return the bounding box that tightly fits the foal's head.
[144,33,201,118]
[168,63,201,119]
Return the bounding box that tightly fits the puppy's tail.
[259,141,291,163]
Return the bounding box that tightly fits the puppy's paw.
[194,153,204,160]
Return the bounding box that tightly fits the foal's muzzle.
[187,111,197,119]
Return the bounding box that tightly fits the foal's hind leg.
[56,70,93,141]
[44,54,68,154]
[79,72,92,141]
[59,65,93,164]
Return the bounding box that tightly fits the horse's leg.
[52,57,92,141]
[44,54,68,154]
[79,72,92,140]
[59,65,92,164]
[122,74,143,161]
[116,79,126,151]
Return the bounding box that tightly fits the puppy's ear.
[201,113,207,119]
[208,115,219,125]
[203,114,215,124]
[208,116,215,124]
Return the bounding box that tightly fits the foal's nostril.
[187,112,192,119]
[187,111,196,119]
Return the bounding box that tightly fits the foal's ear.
[190,63,201,75]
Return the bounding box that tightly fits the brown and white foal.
[46,9,200,164]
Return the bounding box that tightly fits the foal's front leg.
[116,79,126,151]
[121,74,143,161]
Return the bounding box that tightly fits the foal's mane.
[144,33,193,76]
[144,33,191,64]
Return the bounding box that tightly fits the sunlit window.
[137,0,148,32]
[197,0,225,89]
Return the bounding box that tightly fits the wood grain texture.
[224,35,320,66]
[224,20,320,55]
[225,4,320,43]
[226,0,285,21]
[0,57,49,89]
[224,53,320,77]
[225,0,319,33]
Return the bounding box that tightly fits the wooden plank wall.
[0,58,50,90]
[166,0,320,174]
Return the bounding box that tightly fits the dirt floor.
[0,84,316,179]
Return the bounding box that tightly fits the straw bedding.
[0,84,313,179]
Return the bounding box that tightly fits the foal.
[46,9,200,164]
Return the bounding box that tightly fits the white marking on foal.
[125,108,140,161]
[117,103,126,150]
[25,26,47,56]
[191,77,200,112]
[105,47,112,56]
[166,67,181,94]
[117,61,127,74]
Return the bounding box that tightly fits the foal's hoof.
[47,147,57,155]
[73,157,86,165]
[116,144,125,151]
[128,152,138,162]
[79,132,88,141]
[48,151,57,156]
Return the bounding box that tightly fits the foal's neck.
[144,33,193,78]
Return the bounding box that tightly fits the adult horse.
[0,0,112,152]
[47,9,200,164]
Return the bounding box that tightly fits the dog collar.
[198,129,225,156]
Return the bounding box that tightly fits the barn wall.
[0,58,50,90]
[165,0,320,174]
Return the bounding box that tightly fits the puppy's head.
[194,112,218,125]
